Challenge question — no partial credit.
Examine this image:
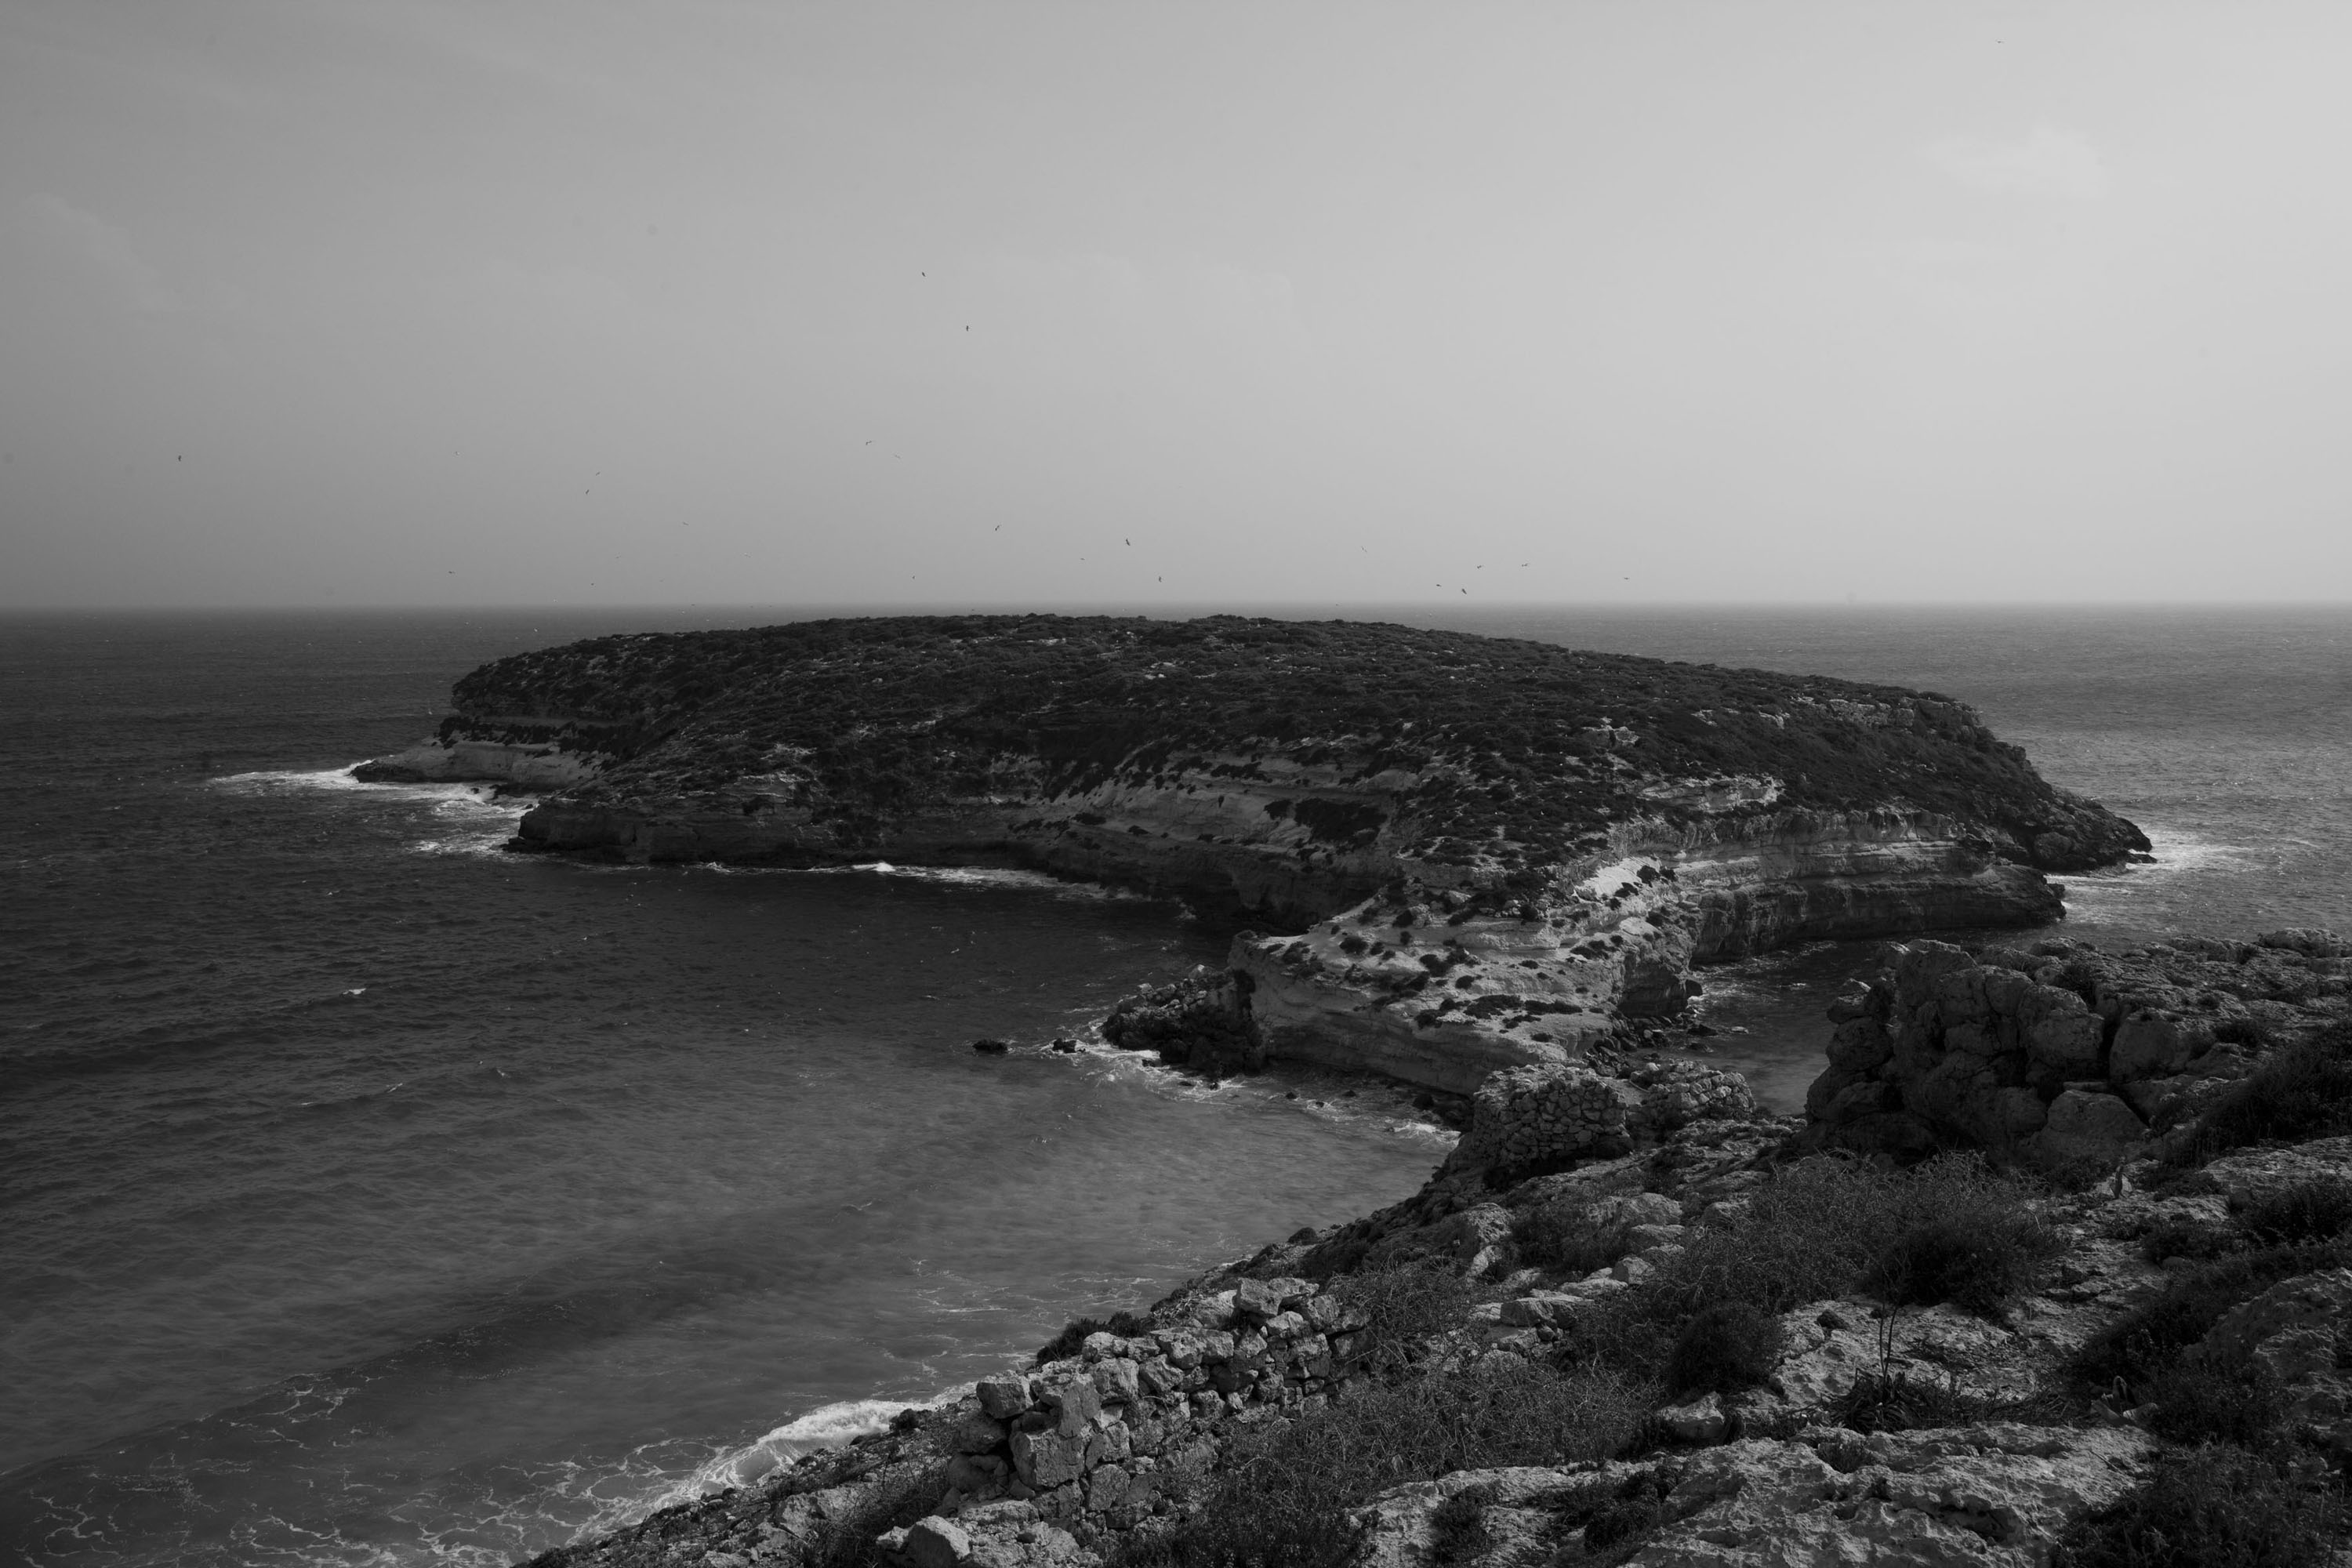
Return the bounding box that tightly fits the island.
[357,614,2147,1098]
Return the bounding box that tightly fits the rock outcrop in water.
[358,615,2146,1095]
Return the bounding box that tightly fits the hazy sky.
[4,2,2350,608]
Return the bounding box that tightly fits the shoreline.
[524,923,2352,1568]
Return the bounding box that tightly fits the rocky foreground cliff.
[524,928,2352,1568]
[358,615,2145,1093]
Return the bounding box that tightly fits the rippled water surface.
[3,604,2345,1566]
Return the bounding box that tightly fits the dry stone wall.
[1445,1060,1757,1181]
[898,1275,1374,1543]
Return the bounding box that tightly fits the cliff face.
[357,615,2146,1087]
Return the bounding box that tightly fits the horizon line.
[5,597,2352,618]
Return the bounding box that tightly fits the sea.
[3,604,2346,1567]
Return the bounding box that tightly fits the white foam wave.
[212,767,526,860]
[689,1392,965,1494]
[2061,824,2261,924]
[216,768,524,817]
[699,860,1147,901]
[1065,1037,1460,1142]
[2080,823,2258,882]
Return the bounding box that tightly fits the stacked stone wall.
[1446,1060,1756,1179]
[902,1274,1373,1540]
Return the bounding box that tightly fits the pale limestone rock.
[2187,1137,2352,1206]
[1039,1377,1101,1436]
[1343,1427,2147,1568]
[2195,1267,2352,1449]
[1009,1430,1087,1489]
[1090,1358,1140,1405]
[975,1377,1033,1420]
[1759,1301,2035,1413]
[1633,1425,2151,1568]
[889,1499,1099,1568]
[1659,1391,1727,1444]
[877,1515,970,1568]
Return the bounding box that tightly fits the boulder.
[2024,1000,2104,1079]
[975,1377,1033,1420]
[1658,1391,1727,1444]
[879,1516,970,1568]
[1090,1358,1140,1405]
[1009,1429,1087,1490]
[2109,1011,2209,1082]
[1498,1293,1581,1330]
[1826,1015,1893,1073]
[1038,1377,1102,1436]
[945,1411,1009,1454]
[2029,1089,2146,1166]
[1233,1276,1285,1321]
[881,1501,1098,1568]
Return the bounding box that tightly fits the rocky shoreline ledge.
[521,927,2352,1568]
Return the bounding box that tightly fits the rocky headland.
[358,615,2145,1095]
[523,927,2352,1568]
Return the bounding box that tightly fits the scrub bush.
[1664,1302,1783,1397]
[1510,1204,1633,1277]
[2240,1178,2352,1247]
[1112,1361,1647,1568]
[2056,1445,2344,1568]
[2169,1030,2352,1167]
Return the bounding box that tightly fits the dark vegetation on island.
[445,615,2143,872]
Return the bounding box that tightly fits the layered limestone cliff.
[357,615,2146,1091]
